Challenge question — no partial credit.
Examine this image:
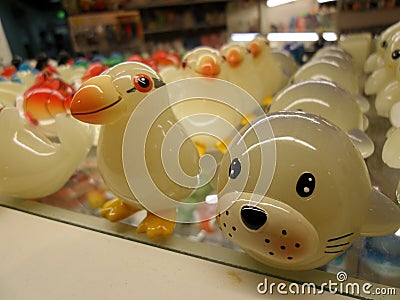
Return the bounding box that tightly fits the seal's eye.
[134,74,153,93]
[296,172,315,197]
[182,60,187,69]
[381,40,388,49]
[392,50,400,60]
[229,158,241,179]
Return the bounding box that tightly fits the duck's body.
[0,107,92,198]
[71,62,200,237]
[247,36,287,105]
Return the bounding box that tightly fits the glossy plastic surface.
[268,79,374,158]
[364,21,400,74]
[161,36,289,107]
[70,62,200,236]
[0,107,93,198]
[181,46,223,79]
[0,81,25,107]
[219,42,266,104]
[374,35,400,118]
[293,59,360,95]
[271,49,299,79]
[246,35,287,104]
[383,127,400,168]
[338,32,372,71]
[18,72,75,135]
[365,30,400,96]
[216,111,400,270]
[167,77,263,151]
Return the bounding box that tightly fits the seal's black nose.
[241,205,267,230]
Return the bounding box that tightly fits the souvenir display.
[1,3,400,293]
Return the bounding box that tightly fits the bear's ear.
[347,128,375,158]
[360,188,400,236]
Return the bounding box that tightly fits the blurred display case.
[67,10,143,57]
[337,0,400,32]
[64,0,228,55]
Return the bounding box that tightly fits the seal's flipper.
[347,128,374,158]
[360,188,400,236]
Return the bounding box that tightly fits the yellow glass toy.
[0,106,93,198]
[216,111,400,271]
[70,61,201,238]
[246,35,288,106]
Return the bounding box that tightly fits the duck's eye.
[134,74,153,93]
[392,50,400,60]
[182,60,187,69]
[296,172,315,197]
[381,40,388,49]
[229,158,241,179]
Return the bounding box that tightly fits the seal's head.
[216,111,400,270]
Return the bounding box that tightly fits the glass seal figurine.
[216,111,400,271]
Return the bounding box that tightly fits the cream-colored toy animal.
[70,61,200,238]
[56,65,86,88]
[364,21,400,74]
[165,47,253,154]
[374,33,400,117]
[0,81,26,107]
[294,58,360,96]
[181,46,224,79]
[365,31,400,96]
[216,111,400,270]
[268,80,373,158]
[220,41,264,103]
[293,55,369,113]
[246,35,287,105]
[271,49,299,80]
[338,32,372,72]
[0,106,92,198]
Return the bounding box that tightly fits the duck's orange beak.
[197,56,221,77]
[70,75,126,125]
[248,42,261,58]
[226,48,243,67]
